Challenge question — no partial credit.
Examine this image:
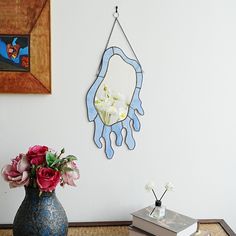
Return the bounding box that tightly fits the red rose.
[36,167,60,192]
[26,145,48,166]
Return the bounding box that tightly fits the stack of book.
[129,205,209,236]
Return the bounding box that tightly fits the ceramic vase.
[13,187,68,236]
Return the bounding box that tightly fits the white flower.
[165,182,174,191]
[145,181,156,192]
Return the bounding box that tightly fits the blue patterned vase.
[13,187,68,236]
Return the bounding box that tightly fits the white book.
[129,226,154,236]
[129,226,210,236]
[131,206,198,236]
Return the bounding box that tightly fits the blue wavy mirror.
[86,46,144,159]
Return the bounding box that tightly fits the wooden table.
[0,220,234,236]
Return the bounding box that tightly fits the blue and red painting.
[0,35,29,71]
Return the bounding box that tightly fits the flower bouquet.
[1,145,79,235]
[95,84,129,125]
[1,145,80,193]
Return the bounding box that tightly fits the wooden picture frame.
[0,0,51,93]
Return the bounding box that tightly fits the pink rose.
[26,145,48,165]
[1,154,30,188]
[62,161,80,186]
[36,167,60,192]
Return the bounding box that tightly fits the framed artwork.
[0,0,51,93]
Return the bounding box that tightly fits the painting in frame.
[0,0,51,93]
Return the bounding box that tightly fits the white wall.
[0,0,236,231]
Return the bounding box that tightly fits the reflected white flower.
[119,107,128,120]
[95,98,103,107]
[95,99,107,112]
[108,106,118,115]
[95,84,130,125]
[145,181,156,192]
[103,83,109,92]
[112,93,121,101]
[165,182,174,191]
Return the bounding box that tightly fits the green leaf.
[51,158,65,167]
[65,155,77,162]
[46,151,57,167]
[52,160,61,166]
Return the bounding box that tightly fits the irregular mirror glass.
[95,55,136,126]
[86,46,144,159]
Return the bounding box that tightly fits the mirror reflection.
[94,55,136,126]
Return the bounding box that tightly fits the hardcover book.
[131,206,198,236]
[129,226,211,236]
[129,226,154,236]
